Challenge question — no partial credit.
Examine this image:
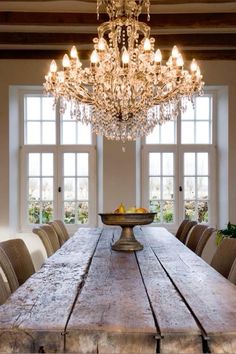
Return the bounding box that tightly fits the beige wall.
[0,59,236,234]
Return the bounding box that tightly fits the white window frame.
[141,89,217,233]
[19,88,97,233]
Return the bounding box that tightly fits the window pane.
[163,201,174,223]
[196,122,210,144]
[181,121,194,144]
[29,178,40,200]
[42,177,53,200]
[42,153,53,176]
[198,201,208,223]
[64,153,75,176]
[149,200,161,223]
[149,153,160,175]
[42,122,56,144]
[184,153,195,175]
[64,202,76,224]
[160,121,175,144]
[182,100,194,120]
[64,178,75,200]
[77,202,89,224]
[62,121,76,144]
[163,177,174,200]
[28,202,40,224]
[42,202,53,223]
[196,96,210,120]
[77,178,88,199]
[29,153,40,176]
[197,177,208,199]
[77,122,92,144]
[184,177,195,199]
[27,122,41,144]
[146,125,159,144]
[77,153,89,176]
[26,97,40,120]
[42,97,55,120]
[197,153,208,175]
[150,177,161,199]
[162,153,173,175]
[184,201,196,220]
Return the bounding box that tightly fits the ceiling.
[0,0,236,60]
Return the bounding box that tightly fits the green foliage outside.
[216,222,236,246]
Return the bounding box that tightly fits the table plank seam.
[134,251,161,349]
[151,247,210,345]
[63,229,103,350]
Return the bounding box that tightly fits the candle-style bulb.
[50,60,57,73]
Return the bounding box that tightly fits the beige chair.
[195,227,216,256]
[178,221,197,244]
[201,230,218,264]
[40,225,60,252]
[175,220,189,239]
[228,258,236,285]
[0,239,35,286]
[210,238,236,278]
[185,224,209,252]
[33,227,54,257]
[0,247,19,293]
[0,272,10,305]
[49,220,69,246]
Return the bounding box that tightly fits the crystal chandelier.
[44,0,204,141]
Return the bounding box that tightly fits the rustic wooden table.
[0,227,236,353]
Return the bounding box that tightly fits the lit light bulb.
[191,59,198,72]
[172,45,179,59]
[98,38,106,51]
[50,60,57,73]
[122,48,129,65]
[154,49,162,63]
[176,53,184,67]
[62,54,70,68]
[144,38,151,52]
[70,46,78,59]
[90,50,99,64]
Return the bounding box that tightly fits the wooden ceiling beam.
[0,12,236,29]
[0,32,235,47]
[0,49,235,60]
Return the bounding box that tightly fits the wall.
[0,59,236,236]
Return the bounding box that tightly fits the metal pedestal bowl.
[99,213,156,252]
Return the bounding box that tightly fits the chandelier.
[44,0,204,141]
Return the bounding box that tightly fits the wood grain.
[144,227,236,353]
[66,228,157,353]
[0,228,101,353]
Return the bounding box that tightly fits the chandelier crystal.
[44,0,204,141]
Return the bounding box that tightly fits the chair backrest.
[0,247,19,293]
[175,220,189,240]
[33,227,54,257]
[49,220,69,246]
[201,230,218,264]
[178,221,198,244]
[210,238,236,278]
[195,227,215,256]
[40,225,60,252]
[0,272,10,305]
[0,239,35,286]
[228,258,236,285]
[185,224,209,252]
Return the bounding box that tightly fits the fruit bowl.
[99,213,156,252]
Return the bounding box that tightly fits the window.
[142,92,216,231]
[21,91,96,231]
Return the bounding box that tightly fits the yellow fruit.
[135,207,148,213]
[114,203,126,213]
[126,206,136,213]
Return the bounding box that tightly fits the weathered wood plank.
[66,228,157,354]
[135,229,202,354]
[0,228,101,353]
[144,227,236,353]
